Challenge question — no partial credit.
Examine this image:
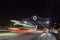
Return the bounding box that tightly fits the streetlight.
[46,21,49,24]
[33,16,37,21]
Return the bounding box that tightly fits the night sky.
[0,0,60,25]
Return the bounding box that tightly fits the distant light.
[13,24,16,25]
[24,21,27,24]
[46,21,49,24]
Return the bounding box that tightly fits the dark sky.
[0,0,48,20]
[0,0,60,25]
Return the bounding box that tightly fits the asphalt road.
[0,32,40,40]
[0,32,60,40]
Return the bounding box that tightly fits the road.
[0,32,40,40]
[0,32,59,40]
